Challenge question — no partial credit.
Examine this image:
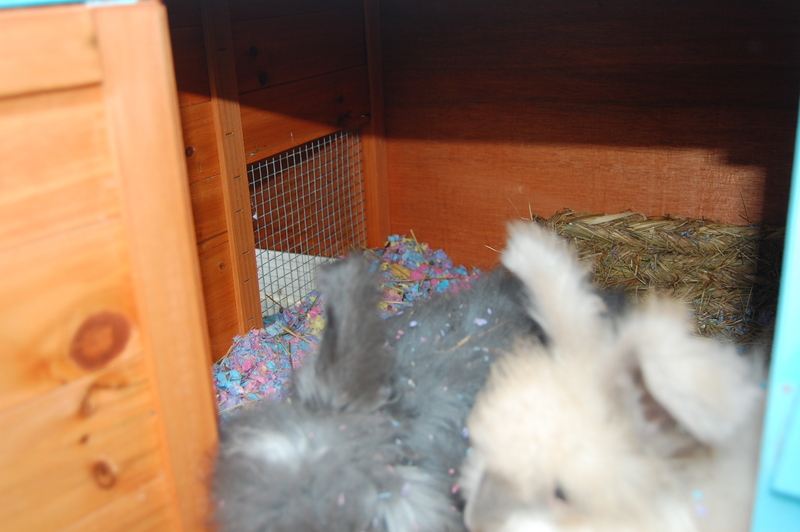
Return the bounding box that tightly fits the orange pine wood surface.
[240,66,371,162]
[0,356,162,531]
[0,86,118,251]
[202,0,263,333]
[381,0,800,268]
[0,220,141,412]
[232,8,365,95]
[166,0,244,359]
[1,2,218,530]
[190,174,229,245]
[176,59,237,359]
[93,3,218,530]
[170,25,211,108]
[0,6,101,99]
[198,231,231,256]
[199,240,241,362]
[61,477,175,532]
[180,102,221,183]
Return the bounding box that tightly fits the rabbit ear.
[293,256,393,412]
[615,298,763,454]
[502,221,610,353]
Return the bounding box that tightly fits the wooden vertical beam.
[361,0,392,247]
[93,2,218,529]
[200,0,262,332]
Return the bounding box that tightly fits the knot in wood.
[92,459,118,490]
[69,311,131,371]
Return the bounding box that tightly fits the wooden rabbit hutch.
[161,0,800,360]
[1,0,799,530]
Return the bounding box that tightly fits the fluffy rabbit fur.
[213,256,541,532]
[460,222,765,532]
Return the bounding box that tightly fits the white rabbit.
[213,256,541,532]
[460,222,765,532]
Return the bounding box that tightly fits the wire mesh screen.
[248,128,367,317]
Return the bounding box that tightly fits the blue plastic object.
[751,101,800,530]
[0,0,79,6]
[0,0,136,8]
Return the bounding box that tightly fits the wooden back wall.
[381,0,800,268]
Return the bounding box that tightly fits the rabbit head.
[460,223,764,532]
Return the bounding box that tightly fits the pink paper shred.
[213,235,479,414]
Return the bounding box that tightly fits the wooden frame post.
[362,0,392,247]
[93,2,218,529]
[200,0,262,332]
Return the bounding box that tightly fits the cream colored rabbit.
[460,222,765,532]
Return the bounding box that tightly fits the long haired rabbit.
[460,223,765,532]
[213,255,540,532]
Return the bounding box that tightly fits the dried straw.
[531,210,783,345]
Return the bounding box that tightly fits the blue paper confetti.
[213,235,479,414]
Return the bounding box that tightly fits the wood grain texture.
[180,102,221,183]
[0,221,141,412]
[233,8,365,95]
[387,133,786,267]
[240,66,371,162]
[229,0,361,21]
[0,4,101,98]
[93,3,218,530]
[199,240,241,362]
[170,25,211,108]
[361,0,391,247]
[61,477,174,532]
[172,36,233,358]
[381,0,800,268]
[0,86,118,251]
[201,0,263,333]
[190,174,229,245]
[198,230,230,256]
[0,356,163,531]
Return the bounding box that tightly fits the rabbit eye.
[553,484,568,502]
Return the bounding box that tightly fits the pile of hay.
[532,210,784,346]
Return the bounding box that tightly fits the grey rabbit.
[212,255,541,532]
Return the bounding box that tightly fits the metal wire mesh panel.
[248,128,367,317]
